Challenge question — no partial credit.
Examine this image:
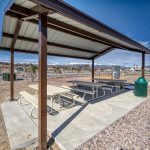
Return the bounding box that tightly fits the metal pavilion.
[0,0,150,149]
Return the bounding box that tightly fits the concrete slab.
[1,102,38,150]
[46,91,149,150]
[2,91,149,150]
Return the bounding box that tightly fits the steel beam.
[10,48,14,101]
[92,58,94,82]
[91,47,113,60]
[38,13,48,150]
[23,14,39,21]
[3,32,99,54]
[0,47,91,60]
[10,19,22,101]
[10,20,22,49]
[142,52,145,78]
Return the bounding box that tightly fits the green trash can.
[134,77,148,97]
[3,73,16,81]
[3,73,10,81]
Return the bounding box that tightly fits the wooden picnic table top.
[29,84,70,96]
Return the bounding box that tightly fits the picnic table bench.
[29,84,75,112]
[68,78,126,99]
[19,91,52,118]
[62,85,95,102]
[68,80,121,100]
[94,78,127,92]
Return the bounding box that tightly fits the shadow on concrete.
[47,84,134,148]
[47,102,89,148]
[90,89,132,105]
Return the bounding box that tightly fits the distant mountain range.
[0,61,150,68]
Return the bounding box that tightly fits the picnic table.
[69,80,104,87]
[68,80,119,99]
[29,84,70,111]
[94,78,127,91]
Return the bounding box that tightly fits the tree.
[25,63,37,82]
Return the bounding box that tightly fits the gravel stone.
[76,99,150,150]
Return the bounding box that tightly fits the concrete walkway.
[1,91,149,149]
[1,102,38,149]
[46,91,149,150]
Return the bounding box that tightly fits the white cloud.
[68,62,91,65]
[95,49,150,67]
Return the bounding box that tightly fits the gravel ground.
[76,98,150,150]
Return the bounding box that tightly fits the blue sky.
[0,0,150,66]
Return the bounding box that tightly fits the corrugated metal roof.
[0,0,150,60]
[1,37,12,48]
[15,0,36,9]
[3,16,17,34]
[1,14,110,59]
[48,13,140,50]
[47,46,94,58]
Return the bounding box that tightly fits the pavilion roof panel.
[25,41,35,50]
[15,0,36,9]
[47,28,109,52]
[30,26,39,39]
[49,13,100,33]
[22,23,38,38]
[0,37,12,48]
[1,41,95,59]
[48,12,140,50]
[47,46,95,58]
[3,16,17,34]
[31,42,39,50]
[49,13,73,23]
[13,20,108,54]
[18,40,29,50]
[14,39,21,49]
[18,22,30,37]
[14,39,30,50]
[15,40,35,51]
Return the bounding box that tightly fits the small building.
[15,66,24,73]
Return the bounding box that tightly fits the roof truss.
[3,32,100,54]
[0,47,91,60]
[91,47,114,59]
[10,19,22,50]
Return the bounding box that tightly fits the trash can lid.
[135,77,148,84]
